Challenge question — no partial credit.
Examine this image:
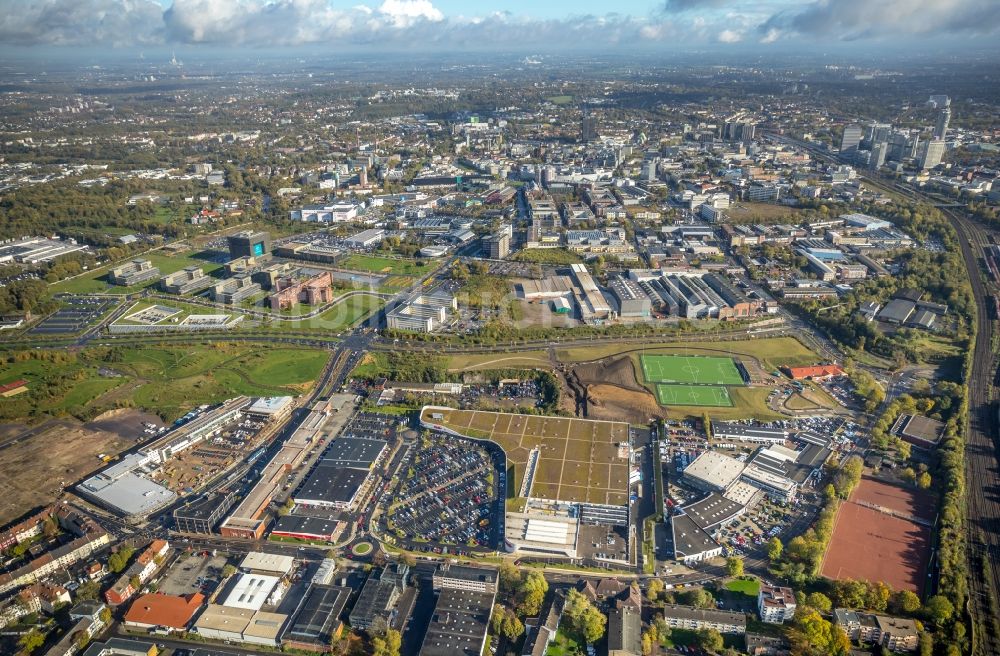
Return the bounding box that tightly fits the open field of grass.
[340,254,435,277]
[546,95,574,105]
[446,351,551,372]
[510,248,584,265]
[420,407,630,506]
[726,577,761,596]
[656,384,733,407]
[0,345,329,423]
[51,252,224,295]
[315,293,383,330]
[557,336,819,370]
[641,354,745,386]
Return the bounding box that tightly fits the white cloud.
[717,28,742,42]
[378,0,443,28]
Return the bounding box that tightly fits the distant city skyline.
[0,0,998,51]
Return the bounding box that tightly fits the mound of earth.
[586,384,667,424]
[572,355,645,393]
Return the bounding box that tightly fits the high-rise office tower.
[840,124,863,155]
[934,107,951,140]
[581,115,598,142]
[869,142,888,170]
[921,139,946,170]
[866,123,892,146]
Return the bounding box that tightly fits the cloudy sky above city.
[0,0,998,51]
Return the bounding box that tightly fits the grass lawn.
[314,294,383,330]
[511,248,584,265]
[546,95,574,105]
[51,252,224,295]
[665,387,782,421]
[557,336,818,370]
[38,377,124,413]
[447,351,551,371]
[239,349,329,387]
[116,344,330,419]
[341,254,435,277]
[726,578,761,596]
[656,384,733,407]
[545,626,583,656]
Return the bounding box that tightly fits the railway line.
[767,132,1000,651]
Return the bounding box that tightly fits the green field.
[340,254,433,277]
[557,336,818,370]
[726,578,761,596]
[641,354,745,386]
[656,384,733,407]
[314,294,384,330]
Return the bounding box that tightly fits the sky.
[0,0,998,53]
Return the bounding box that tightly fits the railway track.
[767,133,1000,650]
[947,211,1000,655]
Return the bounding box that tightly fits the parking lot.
[341,411,403,442]
[30,295,118,335]
[158,551,229,596]
[386,437,498,550]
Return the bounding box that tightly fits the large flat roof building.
[682,451,746,492]
[418,588,496,656]
[282,584,351,651]
[292,465,369,510]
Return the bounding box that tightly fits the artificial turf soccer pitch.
[656,384,733,407]
[640,354,745,386]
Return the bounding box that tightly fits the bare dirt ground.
[586,384,668,424]
[573,355,647,393]
[0,411,145,525]
[85,408,166,440]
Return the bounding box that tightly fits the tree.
[646,578,664,604]
[805,592,833,613]
[564,589,607,644]
[725,556,744,578]
[490,605,505,635]
[18,629,45,655]
[923,595,954,624]
[917,472,932,490]
[679,588,715,610]
[918,632,933,656]
[864,581,891,612]
[221,564,237,579]
[641,632,653,656]
[99,607,112,625]
[517,571,548,616]
[372,628,401,656]
[696,628,724,654]
[75,580,100,601]
[578,605,607,644]
[790,610,850,656]
[891,590,922,614]
[499,560,521,595]
[766,537,783,562]
[501,612,524,641]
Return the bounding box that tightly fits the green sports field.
[640,354,745,386]
[656,384,733,407]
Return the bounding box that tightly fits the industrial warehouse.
[671,431,833,562]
